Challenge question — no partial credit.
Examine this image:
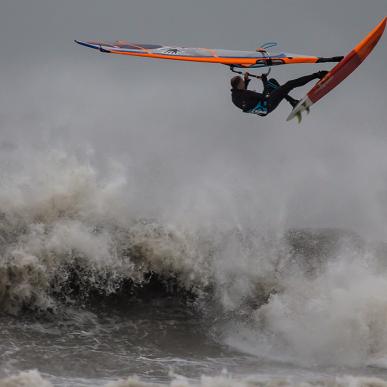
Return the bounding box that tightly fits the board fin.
[296,111,302,123]
[287,97,312,122]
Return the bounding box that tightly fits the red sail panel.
[307,17,386,104]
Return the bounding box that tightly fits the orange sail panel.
[75,40,324,68]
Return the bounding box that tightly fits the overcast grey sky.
[0,0,386,238]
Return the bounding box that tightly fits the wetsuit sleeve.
[244,78,251,89]
[260,74,270,89]
[232,89,263,112]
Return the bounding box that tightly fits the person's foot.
[315,70,328,79]
[286,96,300,108]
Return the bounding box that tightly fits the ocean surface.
[2,151,387,387]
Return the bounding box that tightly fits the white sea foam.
[1,147,387,369]
[0,370,53,387]
[2,370,387,387]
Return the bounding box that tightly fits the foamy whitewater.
[2,148,387,387]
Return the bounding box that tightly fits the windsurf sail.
[75,40,342,69]
[287,17,387,122]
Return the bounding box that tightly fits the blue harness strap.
[245,78,280,117]
[247,100,268,116]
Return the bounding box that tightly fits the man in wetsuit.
[231,71,328,116]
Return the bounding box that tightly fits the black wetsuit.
[231,72,322,115]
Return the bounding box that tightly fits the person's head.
[231,76,245,89]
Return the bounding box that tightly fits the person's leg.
[285,95,299,108]
[263,78,298,108]
[262,78,280,94]
[268,78,280,86]
[266,71,326,112]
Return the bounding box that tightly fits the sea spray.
[2,149,387,369]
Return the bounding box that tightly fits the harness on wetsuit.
[247,100,269,116]
[247,79,279,116]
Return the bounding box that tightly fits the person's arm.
[243,72,251,89]
[260,73,270,89]
[245,71,270,90]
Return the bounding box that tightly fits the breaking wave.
[2,148,387,369]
